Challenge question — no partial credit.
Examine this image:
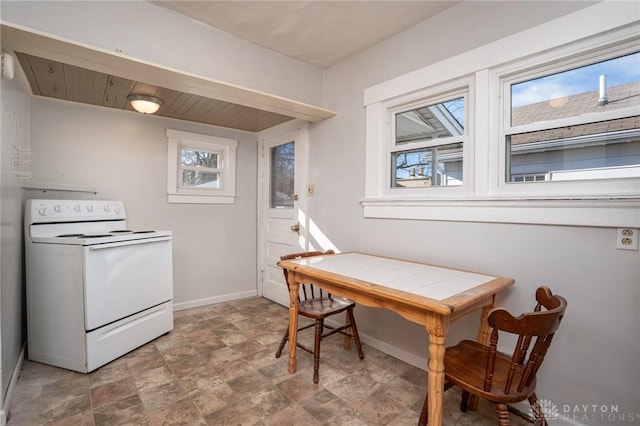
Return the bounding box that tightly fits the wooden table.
[277,252,515,426]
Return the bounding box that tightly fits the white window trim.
[361,2,640,227]
[167,129,238,204]
[493,37,640,199]
[380,78,473,198]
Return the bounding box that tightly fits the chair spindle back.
[484,286,567,395]
[280,250,335,302]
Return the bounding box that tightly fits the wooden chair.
[275,250,364,383]
[420,286,567,426]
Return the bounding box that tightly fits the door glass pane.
[181,170,219,188]
[270,142,295,208]
[391,143,463,187]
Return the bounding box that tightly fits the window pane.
[507,121,640,182]
[181,148,219,168]
[270,142,295,208]
[181,170,220,188]
[507,51,640,183]
[511,52,640,126]
[395,97,464,144]
[391,143,463,187]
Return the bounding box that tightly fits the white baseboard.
[1,343,25,426]
[172,290,258,311]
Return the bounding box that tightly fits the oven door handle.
[88,236,171,251]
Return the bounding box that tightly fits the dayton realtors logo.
[534,400,640,424]
[530,399,560,421]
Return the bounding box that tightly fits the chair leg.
[275,325,289,358]
[418,393,428,426]
[347,308,365,360]
[343,311,352,350]
[460,390,470,412]
[312,319,323,384]
[528,393,547,426]
[495,403,510,426]
[467,394,479,411]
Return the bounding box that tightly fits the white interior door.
[258,127,308,306]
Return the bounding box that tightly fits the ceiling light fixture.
[127,94,163,114]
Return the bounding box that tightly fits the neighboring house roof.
[511,81,640,145]
[512,81,640,126]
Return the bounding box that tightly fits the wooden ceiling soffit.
[2,24,335,131]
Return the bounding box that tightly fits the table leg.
[476,298,495,346]
[420,314,450,426]
[288,275,300,374]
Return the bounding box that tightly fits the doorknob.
[290,223,300,233]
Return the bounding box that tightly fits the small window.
[179,147,220,189]
[167,129,238,204]
[391,94,466,188]
[504,51,640,184]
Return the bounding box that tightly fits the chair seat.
[299,297,355,319]
[445,340,536,404]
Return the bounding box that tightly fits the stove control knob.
[115,207,122,214]
[54,204,63,213]
[87,205,95,212]
[38,208,48,216]
[74,205,82,212]
[103,205,110,212]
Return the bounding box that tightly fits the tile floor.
[7,297,531,425]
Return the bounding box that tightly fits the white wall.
[312,0,639,421]
[0,52,29,420]
[28,97,259,308]
[0,0,324,106]
[2,0,638,423]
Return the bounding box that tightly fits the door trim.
[257,120,309,298]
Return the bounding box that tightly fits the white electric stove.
[25,199,174,373]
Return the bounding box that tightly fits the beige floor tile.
[7,297,533,425]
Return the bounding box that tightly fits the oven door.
[83,236,173,330]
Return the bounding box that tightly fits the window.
[362,3,639,227]
[362,77,472,201]
[166,129,238,204]
[392,96,466,188]
[503,51,640,184]
[180,147,221,189]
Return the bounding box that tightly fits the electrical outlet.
[616,228,638,250]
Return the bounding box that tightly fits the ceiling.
[151,1,457,68]
[15,52,295,132]
[6,1,457,131]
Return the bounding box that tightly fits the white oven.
[25,199,174,373]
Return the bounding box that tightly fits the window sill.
[360,197,640,228]
[168,194,235,205]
